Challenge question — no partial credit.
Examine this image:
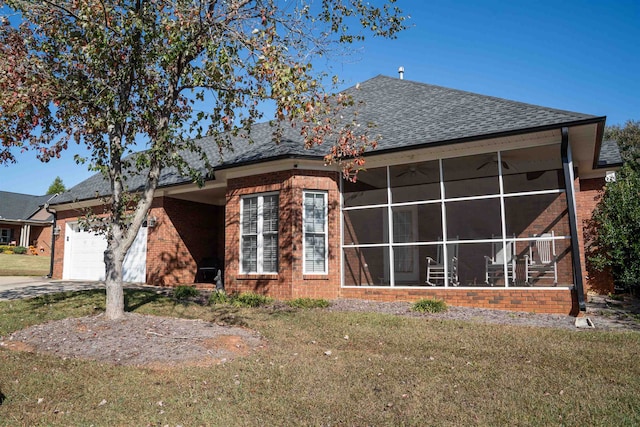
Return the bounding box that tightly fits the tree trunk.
[104,234,126,319]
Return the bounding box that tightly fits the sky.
[1,0,638,195]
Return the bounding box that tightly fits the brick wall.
[31,225,53,256]
[225,169,341,300]
[575,176,614,294]
[506,192,573,285]
[146,197,224,286]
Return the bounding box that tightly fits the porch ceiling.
[568,123,606,176]
[359,123,604,179]
[161,185,226,206]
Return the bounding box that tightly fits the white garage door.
[63,222,147,282]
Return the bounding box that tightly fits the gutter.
[561,128,587,312]
[44,193,59,279]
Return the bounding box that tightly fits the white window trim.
[303,191,329,275]
[240,192,279,274]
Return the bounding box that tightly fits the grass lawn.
[0,253,50,276]
[1,290,639,426]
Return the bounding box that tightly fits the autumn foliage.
[0,0,406,318]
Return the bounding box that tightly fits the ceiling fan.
[476,154,512,171]
[395,164,431,178]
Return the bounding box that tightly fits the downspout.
[44,194,59,279]
[560,128,586,312]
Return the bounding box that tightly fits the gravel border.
[326,297,640,332]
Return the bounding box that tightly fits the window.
[304,191,328,274]
[241,194,279,273]
[0,228,10,244]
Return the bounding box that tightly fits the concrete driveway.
[0,276,106,300]
[0,276,164,300]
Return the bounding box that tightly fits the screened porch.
[341,143,574,288]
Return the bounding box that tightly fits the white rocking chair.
[425,241,459,286]
[484,236,517,286]
[525,232,558,285]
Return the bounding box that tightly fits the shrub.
[288,298,330,309]
[173,285,200,300]
[411,298,448,313]
[607,293,624,301]
[208,290,230,305]
[232,292,273,308]
[208,291,273,308]
[0,245,10,253]
[13,246,28,255]
[586,121,640,292]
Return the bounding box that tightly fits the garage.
[62,222,147,282]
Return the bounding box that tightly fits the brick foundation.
[340,287,578,315]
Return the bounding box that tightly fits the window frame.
[239,192,279,274]
[303,191,329,275]
[0,228,10,244]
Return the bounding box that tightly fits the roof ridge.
[0,190,47,198]
[357,75,598,119]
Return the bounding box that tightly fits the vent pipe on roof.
[398,66,404,80]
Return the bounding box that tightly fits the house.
[48,75,622,314]
[0,191,55,255]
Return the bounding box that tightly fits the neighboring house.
[49,75,622,314]
[0,191,55,255]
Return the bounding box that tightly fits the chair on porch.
[484,236,517,286]
[525,232,558,285]
[425,241,459,286]
[197,257,224,290]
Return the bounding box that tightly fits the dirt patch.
[2,313,265,368]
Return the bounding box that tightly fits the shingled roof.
[0,191,51,221]
[597,139,623,167]
[54,75,609,204]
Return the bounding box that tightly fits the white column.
[20,224,31,247]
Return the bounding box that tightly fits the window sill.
[236,274,279,281]
[303,274,329,280]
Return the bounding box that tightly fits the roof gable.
[0,191,51,220]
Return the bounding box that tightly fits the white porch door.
[392,207,419,282]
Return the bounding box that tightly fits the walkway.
[0,276,151,300]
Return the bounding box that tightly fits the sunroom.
[341,140,576,291]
